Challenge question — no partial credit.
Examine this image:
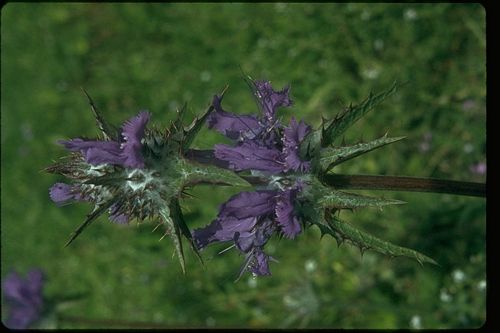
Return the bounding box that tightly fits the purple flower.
[214,142,285,173]
[253,80,292,123]
[207,95,261,140]
[275,188,302,239]
[193,190,276,249]
[59,111,150,169]
[49,183,85,206]
[109,203,130,224]
[207,79,312,175]
[2,269,45,329]
[283,117,312,172]
[470,162,486,175]
[193,184,303,276]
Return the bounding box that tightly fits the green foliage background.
[1,3,486,329]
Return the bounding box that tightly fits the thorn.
[220,84,230,98]
[218,244,236,255]
[159,231,169,241]
[152,223,162,233]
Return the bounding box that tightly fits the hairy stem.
[184,149,486,198]
[322,174,485,197]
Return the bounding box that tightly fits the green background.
[1,3,486,329]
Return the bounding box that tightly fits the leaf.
[81,88,120,141]
[169,198,203,265]
[182,85,229,151]
[82,172,127,186]
[324,214,438,265]
[318,135,406,171]
[321,81,400,147]
[181,160,251,187]
[298,128,321,161]
[65,197,120,247]
[317,189,406,209]
[159,206,186,273]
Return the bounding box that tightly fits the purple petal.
[218,190,277,219]
[2,271,24,301]
[283,117,312,172]
[207,95,261,140]
[49,183,84,206]
[2,269,45,329]
[193,190,276,249]
[275,189,302,239]
[5,305,40,329]
[85,147,125,166]
[248,249,272,276]
[59,139,124,166]
[120,111,150,168]
[214,142,285,173]
[109,204,129,224]
[253,80,292,122]
[194,216,258,249]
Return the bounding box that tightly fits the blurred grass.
[1,3,485,329]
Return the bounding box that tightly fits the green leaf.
[182,85,228,151]
[318,135,406,171]
[65,197,121,247]
[317,189,406,209]
[169,198,203,265]
[181,160,251,187]
[159,206,186,273]
[81,88,120,141]
[324,214,438,265]
[321,81,400,147]
[299,128,321,161]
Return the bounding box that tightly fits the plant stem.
[184,149,486,198]
[322,174,486,197]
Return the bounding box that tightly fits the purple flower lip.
[2,269,45,329]
[193,180,304,277]
[252,80,292,122]
[213,142,285,174]
[59,111,150,169]
[49,183,85,206]
[282,117,312,172]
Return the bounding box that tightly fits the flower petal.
[248,249,272,276]
[109,204,129,224]
[283,117,312,172]
[49,183,84,206]
[121,111,150,168]
[253,80,292,122]
[214,142,285,173]
[59,139,124,166]
[207,95,261,140]
[275,189,302,239]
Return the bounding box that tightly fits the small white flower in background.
[362,68,380,80]
[404,9,418,21]
[463,143,474,154]
[440,289,452,302]
[205,316,216,327]
[374,39,384,51]
[477,280,486,291]
[410,315,422,329]
[247,276,258,288]
[200,71,211,82]
[304,259,317,273]
[452,269,466,283]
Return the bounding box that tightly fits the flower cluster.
[194,80,313,277]
[2,269,45,329]
[47,78,438,279]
